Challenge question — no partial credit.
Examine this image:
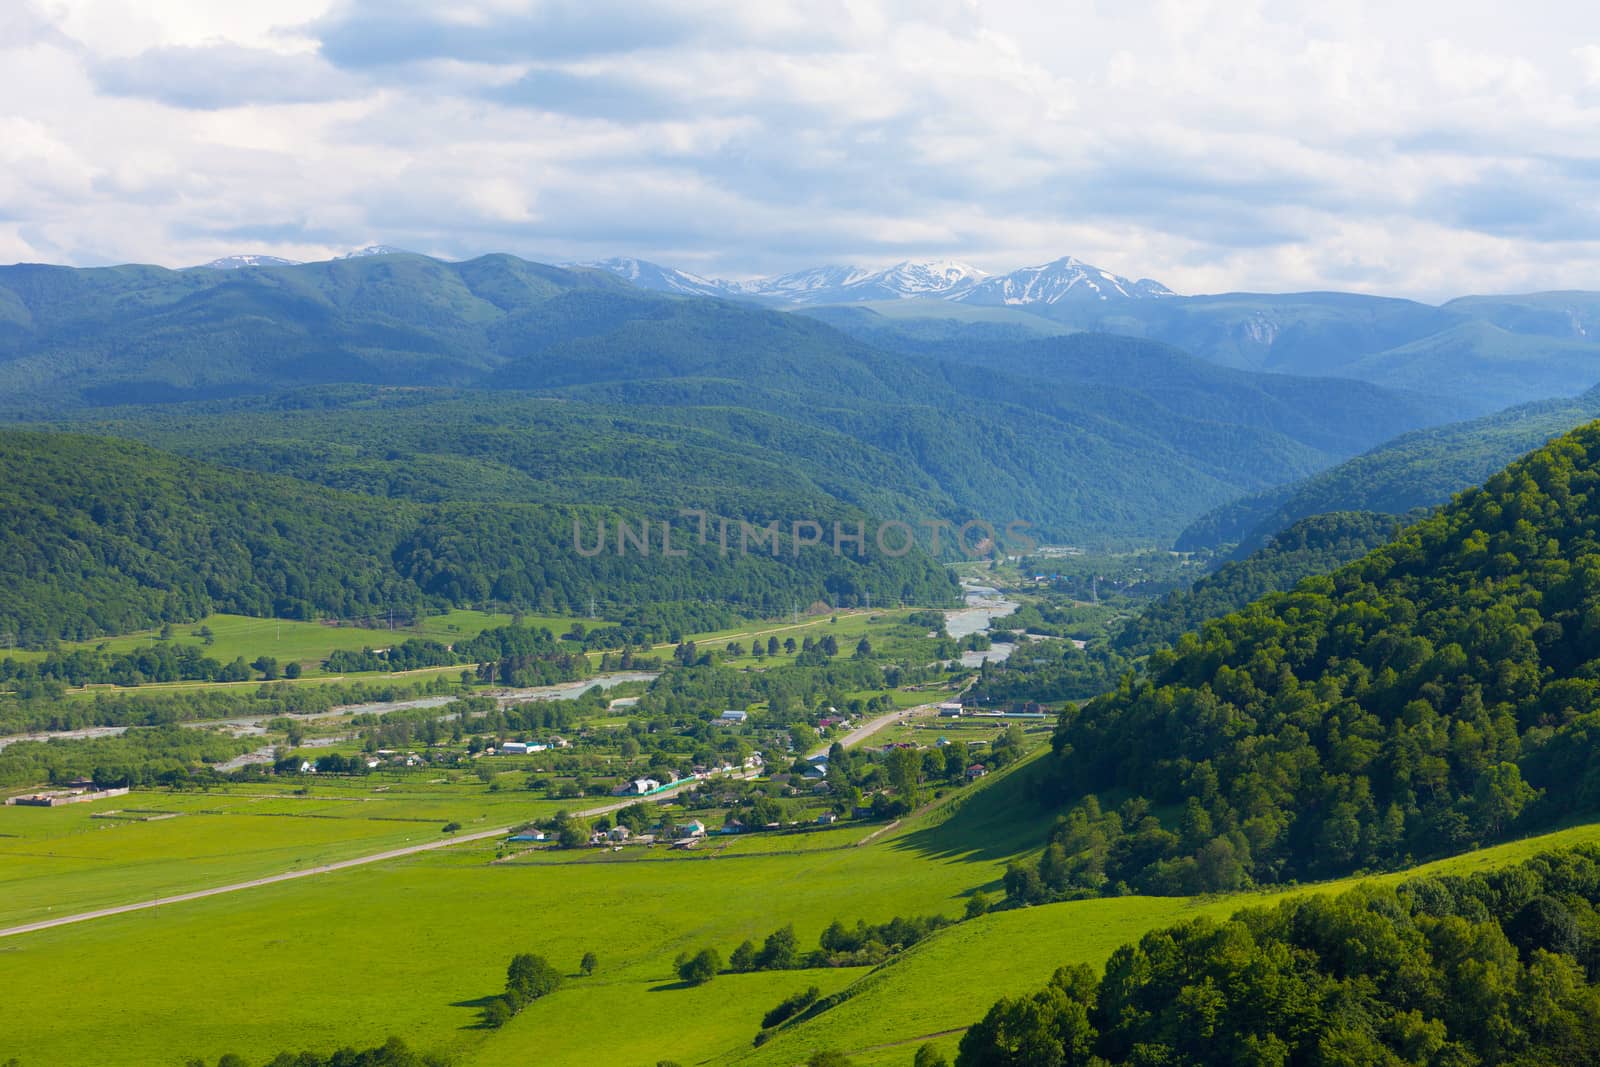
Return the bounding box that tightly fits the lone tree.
[580,951,598,977]
[677,947,721,985]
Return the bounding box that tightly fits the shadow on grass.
[888,753,1058,866]
[450,994,502,1009]
[452,993,507,1031]
[648,979,697,992]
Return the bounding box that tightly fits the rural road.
[809,700,942,758]
[0,697,935,942]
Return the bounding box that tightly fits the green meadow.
[0,775,573,929]
[0,605,922,697]
[3,609,538,672]
[6,743,1600,1067]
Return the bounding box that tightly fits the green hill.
[1178,384,1600,553]
[1019,419,1600,898]
[0,430,957,644]
[1114,511,1405,656]
[0,253,1464,544]
[1014,289,1600,413]
[958,844,1600,1066]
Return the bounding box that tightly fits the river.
[948,583,1020,667]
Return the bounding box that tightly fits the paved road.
[0,776,716,942]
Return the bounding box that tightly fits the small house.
[967,764,988,779]
[680,820,707,837]
[607,825,632,842]
[817,811,839,825]
[720,709,749,723]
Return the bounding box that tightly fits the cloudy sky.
[5,0,1600,299]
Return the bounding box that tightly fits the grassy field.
[0,606,934,700]
[0,775,574,928]
[7,736,1600,1067]
[2,609,548,671]
[738,818,1600,1067]
[0,806,1015,1066]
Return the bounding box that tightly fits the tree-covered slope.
[962,847,1600,1066]
[1178,384,1600,553]
[0,430,957,644]
[1115,511,1405,656]
[0,254,1467,545]
[1019,420,1600,898]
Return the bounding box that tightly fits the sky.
[5,0,1600,300]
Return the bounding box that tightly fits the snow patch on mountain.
[580,257,732,297]
[956,256,1175,306]
[338,245,414,259]
[585,253,1173,306]
[195,254,302,270]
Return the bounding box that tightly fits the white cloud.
[5,0,1600,298]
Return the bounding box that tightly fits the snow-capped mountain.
[736,264,878,301]
[584,253,1172,307]
[955,256,1174,306]
[195,254,302,270]
[338,245,414,259]
[739,260,989,304]
[579,257,734,298]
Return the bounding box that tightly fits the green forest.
[1115,512,1405,657]
[1179,384,1600,554]
[0,253,1459,545]
[0,430,957,644]
[963,844,1600,1066]
[1013,421,1600,899]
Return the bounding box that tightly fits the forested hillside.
[1011,421,1600,899]
[0,431,957,644]
[1179,384,1600,553]
[1115,512,1405,656]
[0,254,1461,544]
[963,846,1600,1066]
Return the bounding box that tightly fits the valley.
[7,250,1600,1067]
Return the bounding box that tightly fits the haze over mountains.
[8,245,1600,554]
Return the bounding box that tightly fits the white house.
[500,741,529,755]
[720,709,749,723]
